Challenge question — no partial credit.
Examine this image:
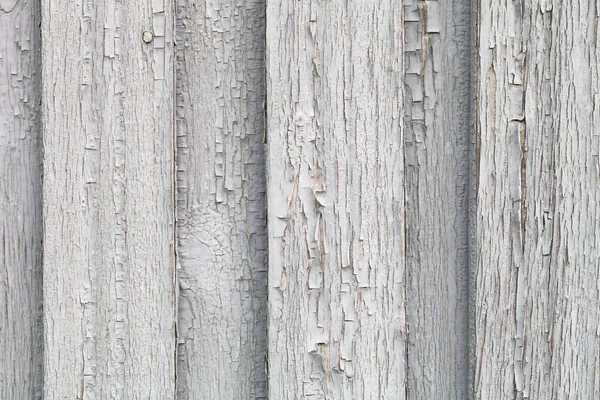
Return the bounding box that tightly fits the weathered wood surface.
[41,0,176,397]
[175,0,268,398]
[0,0,43,398]
[266,1,406,398]
[403,0,473,397]
[475,0,600,398]
[2,0,599,396]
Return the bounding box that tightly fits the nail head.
[142,31,154,43]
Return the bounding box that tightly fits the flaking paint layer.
[41,0,176,397]
[175,0,268,398]
[266,1,406,398]
[475,1,600,398]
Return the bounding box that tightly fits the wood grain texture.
[266,1,406,398]
[41,0,176,397]
[0,0,43,398]
[475,0,600,398]
[403,0,473,397]
[175,0,268,398]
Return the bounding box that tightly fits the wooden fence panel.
[474,0,600,398]
[41,0,176,397]
[175,0,268,398]
[265,1,407,398]
[1,0,598,397]
[0,0,43,398]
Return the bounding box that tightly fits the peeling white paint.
[1,0,597,397]
[266,1,407,398]
[41,0,176,397]
[475,0,600,398]
[175,0,268,398]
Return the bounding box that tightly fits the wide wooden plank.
[475,1,600,397]
[266,1,406,398]
[0,0,43,397]
[41,0,176,397]
[175,0,268,398]
[403,0,473,397]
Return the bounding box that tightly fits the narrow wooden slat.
[0,0,43,397]
[475,1,600,397]
[266,1,406,398]
[403,0,473,397]
[41,0,176,397]
[174,0,268,398]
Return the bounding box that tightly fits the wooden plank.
[474,1,600,398]
[0,0,43,398]
[266,1,406,398]
[403,0,473,397]
[174,0,268,398]
[41,0,176,397]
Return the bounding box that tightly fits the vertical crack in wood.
[468,0,478,398]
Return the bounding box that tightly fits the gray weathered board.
[474,1,600,398]
[0,0,598,398]
[0,0,43,398]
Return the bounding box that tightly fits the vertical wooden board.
[266,1,406,398]
[0,0,43,398]
[403,0,473,397]
[175,0,267,398]
[41,0,176,398]
[475,0,600,398]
